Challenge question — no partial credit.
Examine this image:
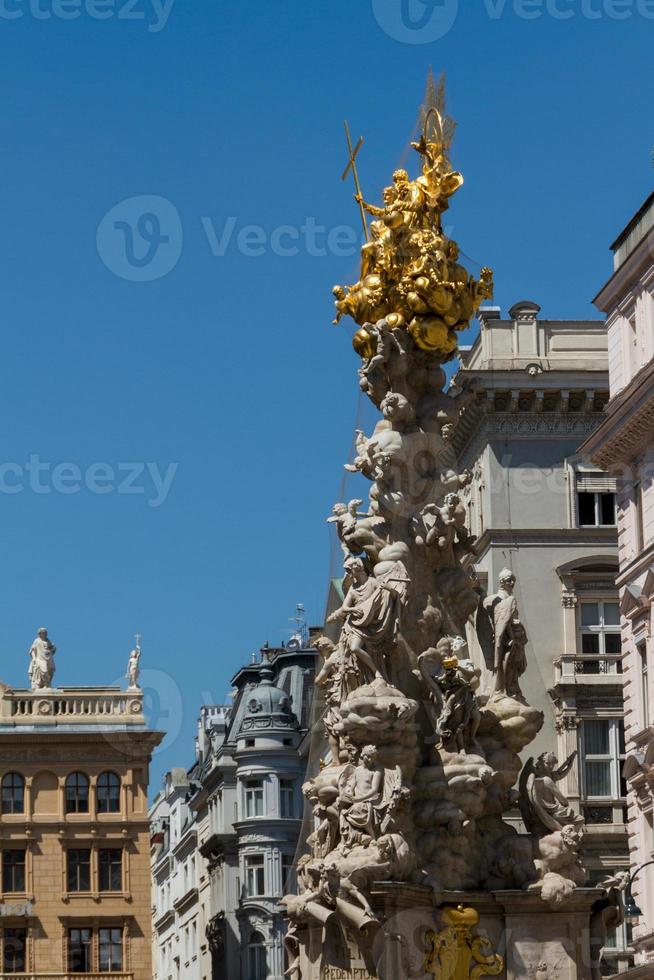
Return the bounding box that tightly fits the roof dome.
[237,665,300,736]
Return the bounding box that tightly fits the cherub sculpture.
[326,499,367,557]
[344,429,376,479]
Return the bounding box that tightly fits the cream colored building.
[582,189,654,972]
[454,302,635,974]
[0,681,161,980]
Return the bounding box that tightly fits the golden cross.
[341,120,368,242]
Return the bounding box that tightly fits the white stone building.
[151,636,316,980]
[151,768,202,980]
[454,301,633,974]
[581,189,654,973]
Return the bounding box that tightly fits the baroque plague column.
[283,102,621,980]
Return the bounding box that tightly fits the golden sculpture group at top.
[334,108,494,360]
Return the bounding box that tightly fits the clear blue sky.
[0,0,651,787]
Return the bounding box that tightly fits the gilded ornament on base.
[424,905,504,980]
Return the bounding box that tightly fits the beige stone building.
[0,682,161,980]
[582,189,654,973]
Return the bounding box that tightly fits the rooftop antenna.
[288,603,309,648]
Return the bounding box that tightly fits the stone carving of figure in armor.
[28,628,56,690]
[419,638,481,753]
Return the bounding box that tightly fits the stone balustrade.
[0,686,145,726]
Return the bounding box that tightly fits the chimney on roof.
[477,307,501,328]
[508,300,541,322]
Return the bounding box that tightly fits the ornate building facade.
[454,302,633,973]
[150,635,316,980]
[0,636,161,980]
[582,189,654,970]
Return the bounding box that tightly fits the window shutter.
[576,471,617,493]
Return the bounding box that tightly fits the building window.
[67,849,91,893]
[244,780,264,818]
[99,928,123,973]
[98,849,122,892]
[2,928,26,974]
[2,851,26,894]
[244,855,265,897]
[577,601,622,674]
[282,853,294,893]
[577,488,616,527]
[581,719,626,799]
[280,779,295,818]
[66,773,90,814]
[68,928,92,974]
[639,641,650,729]
[1,774,25,815]
[97,772,121,814]
[246,931,267,980]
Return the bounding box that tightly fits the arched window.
[246,931,266,980]
[97,772,121,814]
[65,773,89,814]
[1,773,25,814]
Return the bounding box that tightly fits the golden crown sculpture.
[425,904,504,980]
[334,106,493,361]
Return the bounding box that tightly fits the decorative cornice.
[581,359,654,468]
[473,527,617,554]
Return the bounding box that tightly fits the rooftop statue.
[126,637,142,690]
[28,627,56,690]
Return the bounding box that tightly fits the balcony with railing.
[555,652,623,683]
[0,687,145,727]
